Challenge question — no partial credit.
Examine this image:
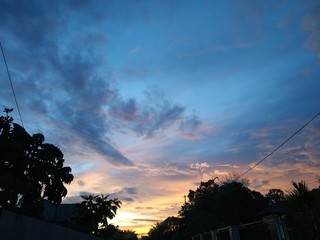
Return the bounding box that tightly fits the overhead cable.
[0,41,24,127]
[236,111,320,180]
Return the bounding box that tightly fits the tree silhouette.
[168,178,267,239]
[0,108,73,216]
[285,180,320,239]
[287,180,309,199]
[148,178,320,240]
[98,224,138,240]
[148,217,182,240]
[81,194,122,234]
[265,188,285,205]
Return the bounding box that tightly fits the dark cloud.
[79,191,93,196]
[0,2,124,165]
[108,88,202,138]
[250,179,270,189]
[110,98,138,121]
[0,0,203,167]
[63,191,95,203]
[64,0,90,10]
[77,180,85,186]
[303,6,320,53]
[179,113,202,138]
[132,219,158,222]
[135,207,155,210]
[70,189,137,203]
[123,187,138,195]
[132,103,185,137]
[0,1,61,44]
[109,187,139,203]
[122,197,135,202]
[63,195,83,204]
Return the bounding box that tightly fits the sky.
[0,0,320,236]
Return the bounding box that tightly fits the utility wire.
[236,111,320,181]
[0,41,24,127]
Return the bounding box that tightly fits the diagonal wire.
[0,41,24,127]
[236,111,320,181]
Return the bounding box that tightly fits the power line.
[0,41,24,127]
[236,111,320,181]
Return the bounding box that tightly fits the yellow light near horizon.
[110,211,153,235]
[109,211,137,226]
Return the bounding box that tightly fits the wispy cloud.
[303,6,320,53]
[109,88,205,140]
[130,46,141,54]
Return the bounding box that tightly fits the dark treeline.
[145,175,320,240]
[0,109,137,240]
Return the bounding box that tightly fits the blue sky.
[1,0,320,235]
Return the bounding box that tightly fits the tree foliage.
[0,108,73,216]
[265,188,285,204]
[285,180,320,210]
[148,178,320,240]
[81,194,122,234]
[98,224,138,240]
[284,181,320,239]
[148,217,182,240]
[149,178,267,240]
[286,180,309,200]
